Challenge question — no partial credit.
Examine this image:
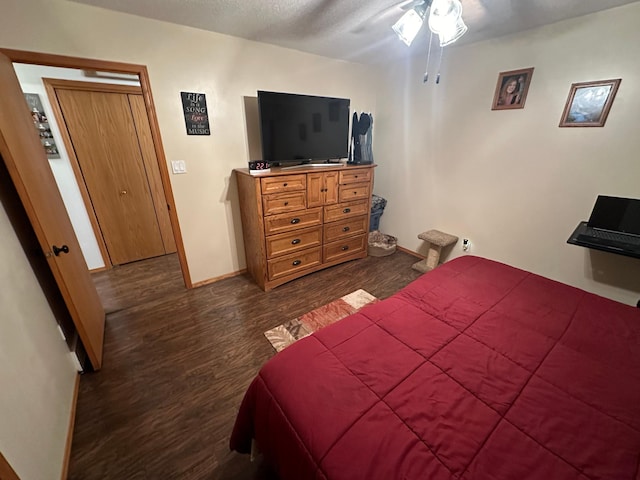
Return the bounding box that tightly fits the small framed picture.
[24,92,60,158]
[491,67,535,110]
[559,79,621,127]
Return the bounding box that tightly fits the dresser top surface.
[235,163,376,177]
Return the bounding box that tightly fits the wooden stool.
[412,230,459,273]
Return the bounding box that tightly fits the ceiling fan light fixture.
[437,16,468,46]
[427,0,467,46]
[392,7,427,46]
[391,0,467,82]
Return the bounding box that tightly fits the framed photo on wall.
[23,92,60,158]
[559,79,621,127]
[491,67,535,110]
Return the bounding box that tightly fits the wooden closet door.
[56,88,165,265]
[128,94,176,253]
[0,53,105,369]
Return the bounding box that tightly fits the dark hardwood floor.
[68,251,422,480]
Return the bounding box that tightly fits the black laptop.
[577,195,640,250]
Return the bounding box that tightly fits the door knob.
[120,190,128,195]
[52,245,70,256]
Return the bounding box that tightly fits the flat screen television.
[257,90,350,165]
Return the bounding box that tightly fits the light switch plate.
[171,160,187,174]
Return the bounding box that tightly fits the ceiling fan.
[349,0,469,82]
[392,0,468,83]
[393,0,468,47]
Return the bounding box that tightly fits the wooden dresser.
[235,164,376,291]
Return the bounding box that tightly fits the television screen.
[258,91,350,164]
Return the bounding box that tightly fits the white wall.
[374,4,640,305]
[0,0,380,285]
[13,63,141,271]
[0,201,78,480]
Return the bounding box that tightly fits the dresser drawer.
[323,234,367,263]
[264,207,322,235]
[262,191,307,216]
[267,247,322,280]
[324,200,368,223]
[338,183,370,203]
[324,215,367,243]
[261,174,306,194]
[340,168,372,185]
[266,226,322,259]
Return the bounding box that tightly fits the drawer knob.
[291,239,301,245]
[355,175,359,178]
[343,208,351,213]
[284,201,289,206]
[342,226,350,232]
[292,260,302,266]
[283,182,288,187]
[341,245,349,251]
[291,218,300,224]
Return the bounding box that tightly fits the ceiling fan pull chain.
[423,31,434,83]
[436,45,444,84]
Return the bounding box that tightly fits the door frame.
[0,48,192,287]
[0,451,20,480]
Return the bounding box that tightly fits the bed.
[230,255,640,479]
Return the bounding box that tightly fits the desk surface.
[567,221,640,260]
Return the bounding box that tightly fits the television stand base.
[281,163,344,170]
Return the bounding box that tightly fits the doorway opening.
[1,48,191,371]
[2,48,190,284]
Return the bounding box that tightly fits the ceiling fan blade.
[350,0,423,34]
[400,0,423,10]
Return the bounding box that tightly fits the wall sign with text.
[180,92,210,135]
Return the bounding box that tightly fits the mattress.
[230,255,640,479]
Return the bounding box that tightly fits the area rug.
[264,289,377,352]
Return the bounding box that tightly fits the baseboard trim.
[191,268,247,288]
[61,373,80,480]
[89,265,109,273]
[396,246,424,259]
[192,250,423,288]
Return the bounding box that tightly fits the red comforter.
[230,256,640,479]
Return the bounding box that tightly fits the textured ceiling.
[69,0,640,64]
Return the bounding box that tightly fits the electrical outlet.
[462,238,470,252]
